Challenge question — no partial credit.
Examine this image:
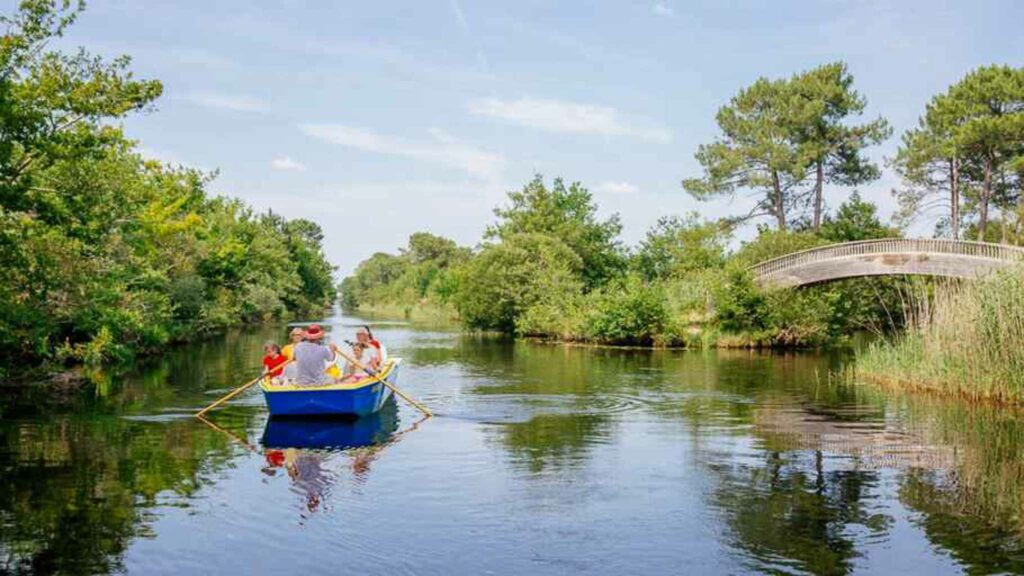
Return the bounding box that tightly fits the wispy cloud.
[451,0,468,32]
[652,2,675,17]
[184,90,269,113]
[467,97,672,143]
[271,156,307,172]
[594,181,640,195]
[299,124,505,179]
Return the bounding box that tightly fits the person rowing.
[292,324,341,386]
[355,326,384,371]
[341,341,373,382]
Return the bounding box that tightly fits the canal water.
[2,310,1024,575]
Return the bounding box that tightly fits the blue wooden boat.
[261,400,399,449]
[260,358,402,417]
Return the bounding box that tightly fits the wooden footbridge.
[752,239,1024,288]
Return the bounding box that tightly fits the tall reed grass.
[856,265,1024,403]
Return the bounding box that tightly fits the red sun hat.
[304,324,325,340]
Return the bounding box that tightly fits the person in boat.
[355,326,384,371]
[341,342,372,382]
[262,342,288,383]
[293,324,341,386]
[281,327,305,361]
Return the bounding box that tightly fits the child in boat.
[262,342,288,384]
[355,326,384,371]
[341,342,371,382]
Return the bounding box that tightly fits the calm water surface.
[3,311,1024,575]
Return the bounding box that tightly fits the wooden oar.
[196,361,292,417]
[196,414,259,453]
[334,348,433,417]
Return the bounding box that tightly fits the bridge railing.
[751,238,1024,280]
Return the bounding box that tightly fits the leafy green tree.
[339,232,469,311]
[0,2,162,204]
[454,233,584,333]
[487,176,625,288]
[819,192,898,242]
[583,275,668,345]
[0,1,337,370]
[633,212,729,281]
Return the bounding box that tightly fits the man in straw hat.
[292,324,340,386]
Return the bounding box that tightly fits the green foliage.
[340,232,470,311]
[633,212,728,280]
[858,266,1024,402]
[819,191,899,242]
[487,175,626,288]
[454,233,584,334]
[733,228,827,267]
[0,2,336,370]
[683,61,888,231]
[893,65,1024,240]
[583,276,669,345]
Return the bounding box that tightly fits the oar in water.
[196,361,292,417]
[196,414,259,453]
[335,348,433,418]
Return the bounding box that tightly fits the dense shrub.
[583,276,669,345]
[454,233,584,333]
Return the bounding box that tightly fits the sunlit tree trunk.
[950,156,960,240]
[812,161,824,231]
[772,170,786,230]
[978,157,993,241]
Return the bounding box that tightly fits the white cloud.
[451,0,468,32]
[299,124,505,179]
[466,97,672,143]
[594,181,640,195]
[652,2,675,17]
[271,156,307,172]
[184,90,269,113]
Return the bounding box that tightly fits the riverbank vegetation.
[0,2,336,373]
[856,266,1024,403]
[343,61,1023,353]
[343,177,904,347]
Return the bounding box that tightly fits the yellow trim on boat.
[260,359,400,393]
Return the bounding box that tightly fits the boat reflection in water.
[262,397,401,450]
[259,398,414,515]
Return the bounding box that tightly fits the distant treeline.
[343,61,1023,347]
[0,3,336,371]
[342,177,904,347]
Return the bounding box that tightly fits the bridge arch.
[751,239,1024,289]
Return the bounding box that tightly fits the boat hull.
[261,359,401,417]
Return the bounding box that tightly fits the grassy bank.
[856,266,1024,403]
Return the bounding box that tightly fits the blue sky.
[49,0,1024,275]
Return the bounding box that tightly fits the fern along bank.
[0,3,336,376]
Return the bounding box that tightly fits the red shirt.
[263,354,288,377]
